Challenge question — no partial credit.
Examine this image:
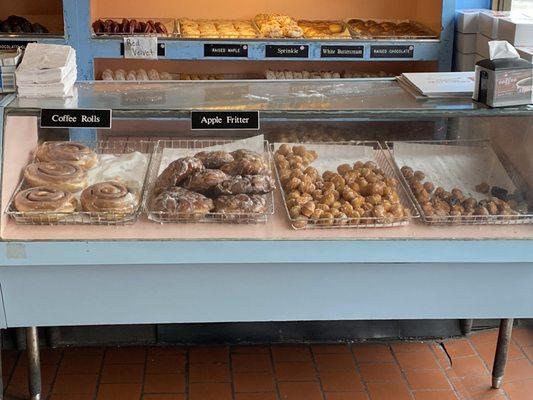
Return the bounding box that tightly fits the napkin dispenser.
[473,41,532,107]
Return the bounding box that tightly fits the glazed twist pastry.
[24,162,88,192]
[231,149,263,160]
[155,157,204,193]
[194,150,234,169]
[36,142,98,170]
[81,181,138,215]
[15,186,77,213]
[151,187,214,219]
[214,175,276,196]
[214,194,267,214]
[184,169,228,194]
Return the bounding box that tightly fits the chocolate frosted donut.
[36,142,98,170]
[81,181,138,215]
[24,162,88,192]
[15,186,77,213]
[154,156,204,193]
[151,187,214,219]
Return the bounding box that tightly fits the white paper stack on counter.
[15,43,77,97]
[397,72,475,100]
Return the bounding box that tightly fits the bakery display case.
[1,82,533,400]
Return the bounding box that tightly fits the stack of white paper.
[15,43,77,98]
[397,72,475,99]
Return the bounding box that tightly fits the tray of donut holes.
[6,141,154,225]
[145,136,276,224]
[386,140,533,226]
[273,142,418,229]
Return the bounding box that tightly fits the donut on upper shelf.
[179,19,258,39]
[298,20,350,39]
[346,19,436,39]
[254,14,303,38]
[92,18,172,36]
[0,15,48,34]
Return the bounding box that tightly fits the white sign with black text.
[123,37,158,60]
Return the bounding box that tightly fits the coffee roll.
[81,181,138,216]
[36,142,98,170]
[15,186,77,213]
[24,162,88,192]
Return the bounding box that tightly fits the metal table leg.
[26,327,41,400]
[492,318,514,389]
[1,329,3,400]
[460,319,474,336]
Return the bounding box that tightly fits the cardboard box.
[455,51,476,71]
[456,9,482,33]
[517,47,533,62]
[498,18,533,47]
[473,57,532,107]
[476,32,491,59]
[455,32,476,53]
[478,10,526,38]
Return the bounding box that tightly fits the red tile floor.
[2,327,533,400]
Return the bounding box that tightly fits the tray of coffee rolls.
[273,142,418,230]
[146,136,275,224]
[6,140,154,225]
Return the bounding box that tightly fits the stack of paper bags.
[15,43,77,97]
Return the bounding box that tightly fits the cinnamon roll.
[14,186,77,213]
[24,162,88,192]
[81,181,138,216]
[36,142,98,170]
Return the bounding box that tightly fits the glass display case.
[1,81,532,399]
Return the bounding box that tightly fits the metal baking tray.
[273,141,418,230]
[298,20,351,40]
[146,139,275,224]
[6,140,155,225]
[345,18,438,40]
[178,19,259,39]
[386,139,533,226]
[91,18,177,38]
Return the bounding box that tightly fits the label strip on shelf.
[191,111,260,130]
[40,109,112,129]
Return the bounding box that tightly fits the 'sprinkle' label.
[265,45,309,58]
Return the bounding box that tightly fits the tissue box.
[455,51,476,71]
[517,47,533,62]
[456,9,482,33]
[476,33,491,58]
[498,18,533,47]
[473,58,533,107]
[478,11,525,38]
[455,32,476,53]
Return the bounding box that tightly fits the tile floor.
[2,327,533,400]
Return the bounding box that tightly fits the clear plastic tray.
[298,20,351,40]
[345,18,438,40]
[178,19,259,39]
[91,18,177,37]
[6,140,155,225]
[386,139,533,226]
[146,139,275,224]
[273,141,418,230]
